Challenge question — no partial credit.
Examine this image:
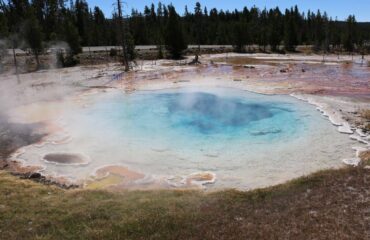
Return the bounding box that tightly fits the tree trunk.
[12,47,20,84]
[117,0,130,72]
[35,52,40,70]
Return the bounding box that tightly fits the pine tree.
[0,11,8,37]
[155,2,165,59]
[75,0,91,45]
[259,8,268,52]
[284,8,298,51]
[92,7,107,46]
[194,2,202,53]
[130,10,148,44]
[268,8,282,52]
[0,37,7,72]
[342,15,358,52]
[312,10,325,51]
[165,5,187,59]
[125,31,136,61]
[330,18,341,51]
[232,22,247,52]
[64,18,81,55]
[0,1,369,62]
[24,9,44,69]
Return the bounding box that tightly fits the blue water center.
[166,92,293,135]
[84,87,306,148]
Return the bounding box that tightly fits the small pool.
[15,87,355,189]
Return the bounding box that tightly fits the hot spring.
[12,87,355,189]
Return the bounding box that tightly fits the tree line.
[0,0,369,64]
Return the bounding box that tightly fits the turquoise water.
[17,87,355,189]
[90,88,303,141]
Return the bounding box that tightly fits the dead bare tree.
[115,0,130,72]
[10,35,20,84]
[0,1,20,83]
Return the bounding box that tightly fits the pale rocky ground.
[0,53,369,188]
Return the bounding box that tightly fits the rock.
[350,134,369,144]
[342,158,361,166]
[280,68,288,73]
[29,172,42,179]
[309,210,318,217]
[338,123,353,134]
[347,186,356,191]
[187,172,216,186]
[0,163,9,169]
[234,216,244,221]
[356,129,366,137]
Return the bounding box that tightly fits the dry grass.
[361,110,370,132]
[360,151,370,166]
[365,124,370,132]
[362,110,370,120]
[213,56,282,66]
[0,165,368,240]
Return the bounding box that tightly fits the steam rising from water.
[9,87,355,189]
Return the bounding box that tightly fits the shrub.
[56,51,78,68]
[110,48,117,57]
[63,54,79,67]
